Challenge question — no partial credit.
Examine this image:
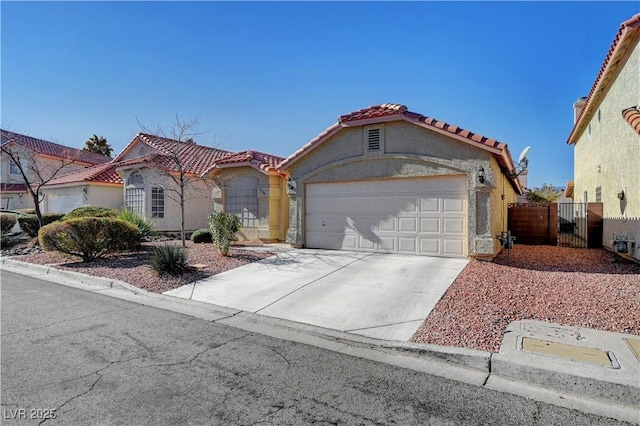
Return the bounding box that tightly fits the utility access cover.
[624,338,640,362]
[521,337,612,366]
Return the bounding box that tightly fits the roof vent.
[367,128,381,151]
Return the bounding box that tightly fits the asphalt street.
[1,271,632,425]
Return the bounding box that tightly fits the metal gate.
[557,203,588,248]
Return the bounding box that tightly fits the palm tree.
[84,134,113,157]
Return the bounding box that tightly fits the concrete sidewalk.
[165,249,469,341]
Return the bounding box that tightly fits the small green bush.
[63,206,118,220]
[117,209,156,241]
[18,213,66,237]
[0,233,9,248]
[0,213,17,234]
[191,228,213,244]
[150,245,191,276]
[38,217,139,262]
[208,211,242,256]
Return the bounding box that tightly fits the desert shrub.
[18,213,65,237]
[0,213,17,234]
[63,206,118,220]
[208,211,242,256]
[0,233,9,248]
[117,208,156,240]
[191,228,213,244]
[150,245,191,276]
[38,217,139,262]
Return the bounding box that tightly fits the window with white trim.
[225,176,259,227]
[595,186,602,203]
[9,158,24,175]
[125,171,145,216]
[151,187,165,218]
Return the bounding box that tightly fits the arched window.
[225,176,259,227]
[125,171,145,216]
[151,186,165,218]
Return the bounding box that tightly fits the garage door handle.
[322,220,326,227]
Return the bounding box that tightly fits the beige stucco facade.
[284,120,519,259]
[41,183,124,214]
[571,30,640,260]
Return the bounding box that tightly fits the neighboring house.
[0,129,111,210]
[567,13,640,260]
[41,133,287,236]
[279,103,523,259]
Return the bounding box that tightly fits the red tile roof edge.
[568,13,640,144]
[45,162,123,186]
[210,150,285,175]
[622,106,640,135]
[1,129,111,165]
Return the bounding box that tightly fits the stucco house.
[279,103,523,259]
[0,129,111,210]
[567,13,640,261]
[42,133,287,236]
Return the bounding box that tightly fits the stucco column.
[473,185,495,258]
[285,178,303,247]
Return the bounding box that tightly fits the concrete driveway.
[165,249,468,341]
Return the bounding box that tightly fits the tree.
[83,134,113,157]
[136,115,227,248]
[1,142,81,227]
[526,183,562,203]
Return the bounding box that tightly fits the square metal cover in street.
[521,337,612,366]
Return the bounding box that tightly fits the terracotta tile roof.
[568,14,640,144]
[339,103,408,122]
[213,150,285,174]
[46,162,123,186]
[622,106,640,135]
[114,133,231,176]
[0,183,29,192]
[1,129,111,165]
[279,103,522,193]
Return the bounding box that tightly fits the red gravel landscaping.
[11,240,272,294]
[410,245,640,353]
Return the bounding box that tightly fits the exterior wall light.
[617,190,625,200]
[478,166,485,184]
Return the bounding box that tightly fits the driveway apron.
[165,249,468,341]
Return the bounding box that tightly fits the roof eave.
[567,14,640,145]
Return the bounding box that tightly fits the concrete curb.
[1,257,638,424]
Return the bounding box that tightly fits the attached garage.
[305,176,467,257]
[280,103,524,260]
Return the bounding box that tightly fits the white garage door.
[306,176,467,257]
[46,193,84,214]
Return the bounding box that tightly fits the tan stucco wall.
[123,168,214,233]
[41,184,124,214]
[285,120,514,258]
[573,40,640,259]
[211,166,287,242]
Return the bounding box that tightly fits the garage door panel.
[398,217,417,232]
[420,217,440,233]
[443,239,465,256]
[306,177,467,257]
[419,238,440,255]
[443,217,465,234]
[420,197,440,212]
[444,198,465,212]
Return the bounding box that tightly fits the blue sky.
[2,1,638,189]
